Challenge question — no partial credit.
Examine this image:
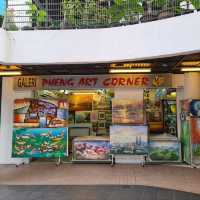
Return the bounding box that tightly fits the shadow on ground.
[0,185,199,200]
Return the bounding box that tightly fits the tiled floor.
[0,163,200,194]
[0,185,199,200]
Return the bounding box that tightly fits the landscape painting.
[112,99,144,124]
[75,111,91,123]
[14,99,68,128]
[73,137,110,160]
[149,141,180,161]
[110,125,148,155]
[12,128,68,158]
[68,94,93,111]
[191,117,200,165]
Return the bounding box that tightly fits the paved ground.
[0,163,200,194]
[0,185,199,200]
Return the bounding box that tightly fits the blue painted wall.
[0,0,6,16]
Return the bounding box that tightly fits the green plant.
[26,0,47,28]
[63,0,83,27]
[109,0,144,24]
[191,0,200,10]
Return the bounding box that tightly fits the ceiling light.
[72,92,96,95]
[0,71,22,76]
[181,67,200,72]
[110,63,152,68]
[181,61,200,66]
[109,68,151,73]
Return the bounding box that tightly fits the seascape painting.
[112,99,144,124]
[68,94,93,111]
[12,128,68,158]
[110,125,148,155]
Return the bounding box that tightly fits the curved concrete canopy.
[0,12,200,65]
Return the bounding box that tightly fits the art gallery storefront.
[1,73,200,166]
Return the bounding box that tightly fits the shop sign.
[14,74,172,90]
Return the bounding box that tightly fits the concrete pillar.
[184,72,200,99]
[0,77,32,164]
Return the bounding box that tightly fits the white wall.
[0,28,9,64]
[184,72,200,99]
[0,12,199,65]
[0,77,32,164]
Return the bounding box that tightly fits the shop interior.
[12,87,181,164]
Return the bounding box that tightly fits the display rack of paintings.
[144,89,164,132]
[112,99,144,124]
[73,136,110,161]
[13,98,69,159]
[163,100,177,136]
[110,125,148,155]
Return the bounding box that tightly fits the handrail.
[3,0,200,30]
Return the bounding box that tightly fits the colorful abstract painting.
[112,99,144,124]
[12,128,68,158]
[14,99,68,128]
[73,137,110,160]
[149,141,180,161]
[110,125,148,155]
[191,117,200,165]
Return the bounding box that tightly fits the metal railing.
[4,0,200,30]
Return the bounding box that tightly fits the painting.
[181,118,191,164]
[68,112,75,124]
[73,137,110,160]
[14,99,68,128]
[98,111,105,120]
[112,99,144,124]
[12,128,68,158]
[68,94,93,111]
[110,125,148,155]
[90,111,98,122]
[92,92,112,110]
[75,111,91,123]
[149,140,180,161]
[190,100,200,117]
[191,117,200,165]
